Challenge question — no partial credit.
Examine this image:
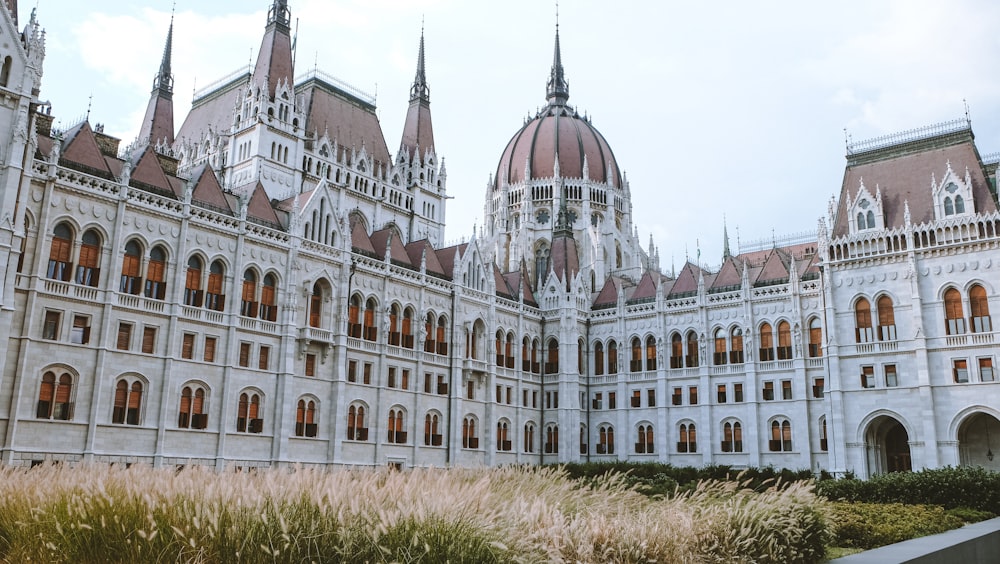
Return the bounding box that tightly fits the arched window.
[678,423,696,453]
[402,308,415,348]
[424,313,436,353]
[236,391,262,433]
[0,56,12,87]
[496,420,511,451]
[578,338,586,374]
[387,408,406,443]
[347,404,368,441]
[630,337,642,372]
[944,197,955,216]
[546,339,559,374]
[145,245,167,300]
[363,298,377,341]
[347,294,362,339]
[524,422,536,453]
[505,333,515,368]
[240,270,258,317]
[944,288,966,335]
[598,424,615,454]
[777,321,792,360]
[856,212,866,230]
[877,296,896,340]
[436,315,448,355]
[205,260,226,311]
[594,342,604,376]
[259,274,277,321]
[46,222,72,280]
[635,424,654,454]
[121,240,142,294]
[820,417,828,451]
[713,328,727,365]
[75,229,101,287]
[722,421,743,453]
[184,256,203,307]
[544,424,559,454]
[607,340,618,374]
[866,210,875,229]
[769,419,792,452]
[955,195,966,214]
[670,333,683,369]
[759,323,774,361]
[309,282,323,327]
[424,412,441,446]
[808,317,823,357]
[388,304,401,346]
[295,398,317,437]
[111,379,143,425]
[530,338,539,374]
[522,336,531,371]
[495,331,504,366]
[462,416,478,449]
[534,243,550,288]
[37,371,73,420]
[730,328,744,364]
[854,298,873,343]
[970,284,992,333]
[685,332,699,368]
[646,336,657,371]
[178,384,207,429]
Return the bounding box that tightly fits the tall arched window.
[534,243,550,288]
[363,298,377,341]
[877,296,896,340]
[777,321,792,360]
[505,333,515,368]
[594,342,605,376]
[387,408,406,443]
[944,288,966,335]
[598,424,615,454]
[722,421,743,452]
[145,245,167,300]
[121,240,142,294]
[424,412,441,446]
[758,323,774,361]
[670,333,683,369]
[496,420,511,451]
[75,229,102,287]
[970,284,992,333]
[178,385,207,429]
[635,424,654,454]
[295,398,317,437]
[436,315,448,355]
[544,424,559,454]
[769,419,792,452]
[37,371,73,420]
[607,340,618,374]
[240,270,258,317]
[578,338,586,374]
[522,336,531,371]
[205,260,226,311]
[402,308,415,348]
[30,221,56,271]
[808,318,823,357]
[685,332,699,368]
[462,416,478,449]
[630,337,642,372]
[530,338,539,373]
[523,422,535,453]
[236,392,262,433]
[944,197,955,216]
[855,298,873,343]
[546,339,559,374]
[347,295,362,336]
[259,274,277,321]
[184,256,203,307]
[347,404,367,440]
[0,56,12,87]
[389,304,401,346]
[112,379,143,425]
[678,423,696,453]
[713,328,727,365]
[729,328,744,364]
[646,336,657,371]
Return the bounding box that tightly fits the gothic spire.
[545,18,569,105]
[138,15,176,149]
[722,216,731,259]
[399,26,435,163]
[253,0,294,98]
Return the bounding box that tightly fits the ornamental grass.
[0,463,830,563]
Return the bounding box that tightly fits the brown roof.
[436,243,467,279]
[138,90,174,146]
[496,104,620,187]
[503,268,536,305]
[404,239,446,277]
[370,228,412,265]
[189,165,232,213]
[253,20,294,99]
[400,97,434,163]
[593,276,619,307]
[630,271,658,301]
[668,262,703,296]
[60,122,112,176]
[129,147,173,195]
[549,235,579,288]
[833,130,997,237]
[711,257,742,289]
[299,79,391,168]
[755,249,789,285]
[350,219,376,256]
[176,78,245,145]
[246,182,282,227]
[493,264,514,299]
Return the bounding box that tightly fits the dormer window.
[856,199,875,230]
[932,164,975,221]
[847,179,884,234]
[943,183,965,216]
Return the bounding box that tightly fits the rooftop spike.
[138,15,176,148]
[722,215,731,259]
[410,23,429,102]
[253,0,294,98]
[545,15,569,105]
[153,12,174,95]
[399,26,435,161]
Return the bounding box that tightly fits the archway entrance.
[958,412,1000,470]
[865,415,911,475]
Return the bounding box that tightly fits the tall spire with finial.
[722,215,731,259]
[399,23,435,163]
[546,5,569,106]
[252,0,294,99]
[138,11,176,149]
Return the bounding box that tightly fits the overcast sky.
[29,0,1000,271]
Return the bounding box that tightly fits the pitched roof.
[246,182,282,227]
[754,249,789,285]
[833,127,997,237]
[668,262,703,296]
[350,217,376,256]
[129,146,174,196]
[711,256,742,290]
[370,228,412,265]
[493,264,514,299]
[175,78,246,145]
[593,276,619,307]
[60,121,113,177]
[189,165,232,213]
[436,243,467,279]
[404,239,446,277]
[629,271,658,302]
[298,79,392,168]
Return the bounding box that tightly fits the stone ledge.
[829,516,1000,564]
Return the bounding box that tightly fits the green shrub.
[558,462,813,497]
[830,502,963,550]
[817,467,1000,514]
[945,506,996,523]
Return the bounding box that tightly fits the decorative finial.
[86,93,93,121]
[545,5,569,105]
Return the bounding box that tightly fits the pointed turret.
[545,22,569,105]
[549,174,579,289]
[399,27,435,163]
[252,0,294,99]
[722,218,731,259]
[138,16,175,148]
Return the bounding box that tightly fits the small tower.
[252,0,294,99]
[137,15,175,150]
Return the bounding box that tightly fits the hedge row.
[816,466,1000,514]
[557,462,813,496]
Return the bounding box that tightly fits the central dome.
[496,104,621,188]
